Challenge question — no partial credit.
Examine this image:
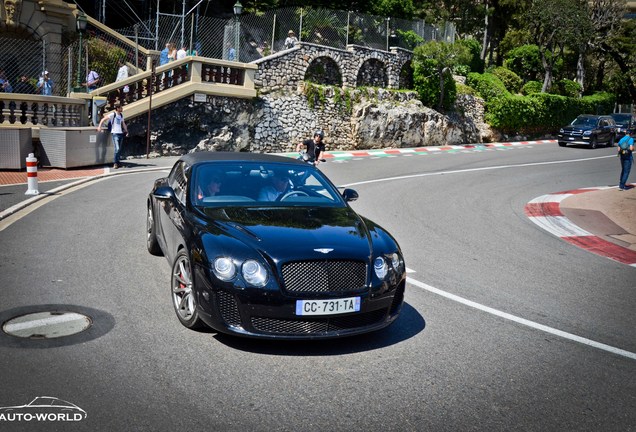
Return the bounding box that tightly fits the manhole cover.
[2,312,92,339]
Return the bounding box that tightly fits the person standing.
[296,130,326,166]
[167,43,177,62]
[159,42,170,66]
[177,45,187,60]
[97,104,129,169]
[116,59,129,99]
[37,71,53,95]
[116,59,129,82]
[284,30,298,49]
[617,132,634,191]
[14,75,35,94]
[83,68,101,91]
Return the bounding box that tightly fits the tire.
[146,203,163,256]
[558,142,566,147]
[607,135,615,147]
[589,136,597,149]
[171,250,206,330]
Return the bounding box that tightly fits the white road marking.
[407,276,636,361]
[341,155,615,187]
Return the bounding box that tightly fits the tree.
[414,41,470,111]
[523,0,590,93]
[575,0,626,92]
[370,0,415,19]
[599,18,636,102]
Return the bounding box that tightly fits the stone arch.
[303,55,342,86]
[356,58,387,88]
[398,60,414,90]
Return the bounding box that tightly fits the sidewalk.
[526,184,636,266]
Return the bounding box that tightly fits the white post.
[25,154,39,196]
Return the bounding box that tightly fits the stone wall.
[124,86,493,157]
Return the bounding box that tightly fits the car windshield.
[190,161,346,208]
[571,116,596,127]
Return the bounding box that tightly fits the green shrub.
[466,72,510,101]
[503,44,542,82]
[491,67,523,93]
[84,37,126,86]
[413,58,456,110]
[456,39,484,74]
[521,80,542,95]
[550,79,582,98]
[456,82,477,96]
[484,91,615,134]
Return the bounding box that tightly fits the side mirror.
[153,186,176,200]
[342,188,359,202]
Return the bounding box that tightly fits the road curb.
[525,187,636,267]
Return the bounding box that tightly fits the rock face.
[124,87,494,157]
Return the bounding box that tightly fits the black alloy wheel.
[589,136,597,149]
[146,203,163,256]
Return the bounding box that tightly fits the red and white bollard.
[25,153,39,196]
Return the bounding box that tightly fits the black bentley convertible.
[147,152,405,339]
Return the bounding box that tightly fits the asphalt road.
[0,143,634,431]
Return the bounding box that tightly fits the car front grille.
[216,291,242,327]
[251,309,387,335]
[281,260,367,294]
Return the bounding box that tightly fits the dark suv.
[558,115,616,148]
[610,113,635,138]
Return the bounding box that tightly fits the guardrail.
[0,56,257,127]
[70,56,257,120]
[0,95,88,128]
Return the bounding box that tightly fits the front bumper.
[557,134,590,145]
[193,265,406,340]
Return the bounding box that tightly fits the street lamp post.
[75,12,88,89]
[233,1,243,62]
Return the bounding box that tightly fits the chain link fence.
[115,7,454,63]
[0,36,69,96]
[1,7,453,98]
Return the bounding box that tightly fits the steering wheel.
[279,190,309,201]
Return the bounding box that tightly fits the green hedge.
[521,81,542,95]
[466,72,511,101]
[484,92,616,134]
[490,67,522,93]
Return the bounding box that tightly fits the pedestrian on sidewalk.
[97,104,129,169]
[617,132,634,191]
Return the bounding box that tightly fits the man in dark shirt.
[296,130,326,165]
[14,75,35,94]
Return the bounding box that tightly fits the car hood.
[562,125,594,132]
[202,206,373,259]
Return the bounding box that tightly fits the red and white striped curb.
[525,187,636,267]
[321,140,556,159]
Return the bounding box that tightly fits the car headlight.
[242,260,268,287]
[583,130,592,136]
[374,257,388,279]
[390,253,401,270]
[213,257,237,281]
[559,128,564,134]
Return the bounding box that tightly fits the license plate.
[568,137,574,140]
[295,297,361,316]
